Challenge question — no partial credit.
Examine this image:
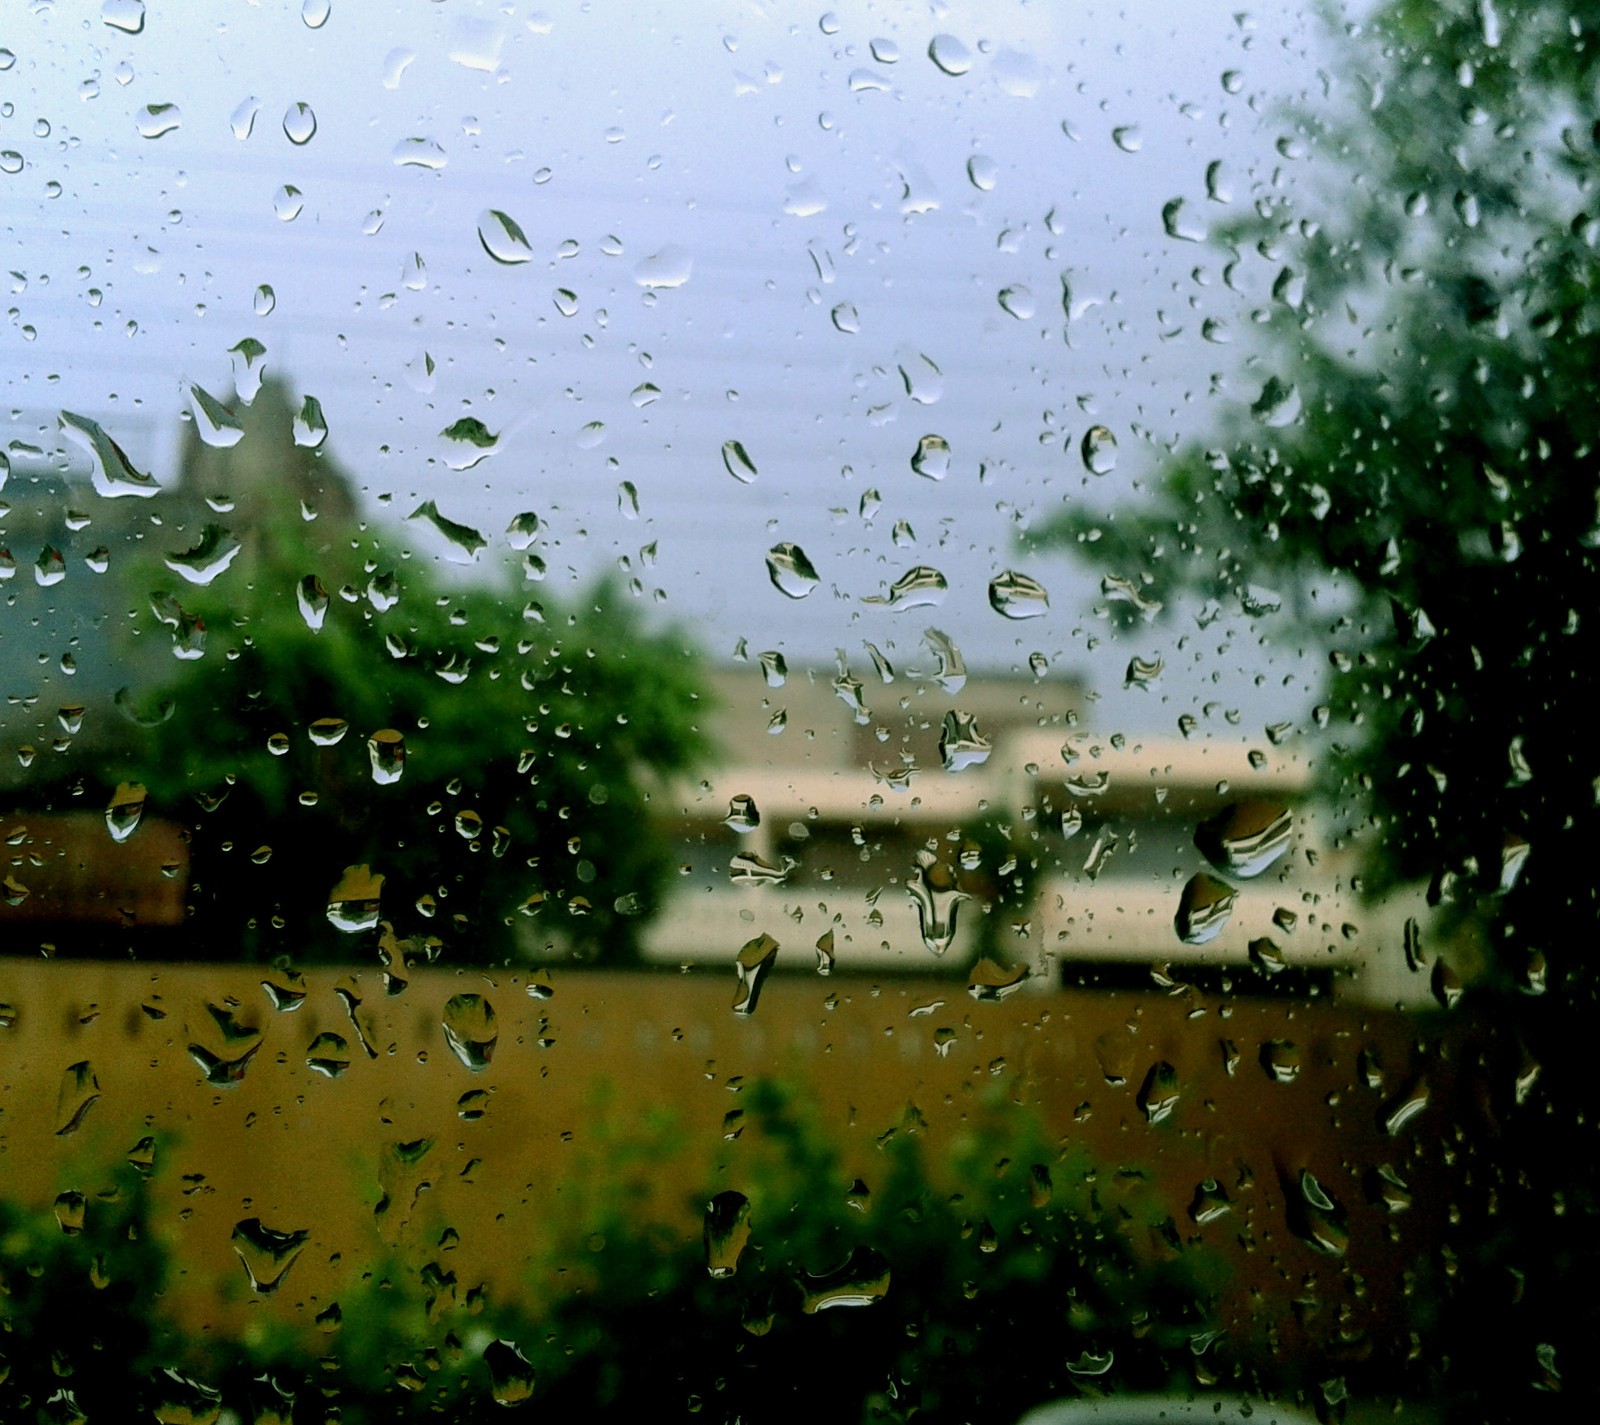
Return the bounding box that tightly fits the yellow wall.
[0,960,1469,1356]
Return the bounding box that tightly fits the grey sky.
[3,0,1336,732]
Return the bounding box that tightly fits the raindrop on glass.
[988,570,1049,619]
[477,209,534,265]
[282,102,317,145]
[927,34,972,76]
[765,543,820,599]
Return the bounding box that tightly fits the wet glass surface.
[0,3,1592,1422]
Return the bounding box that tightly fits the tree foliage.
[1031,0,1600,1413]
[102,382,710,966]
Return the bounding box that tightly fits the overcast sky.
[2,0,1338,733]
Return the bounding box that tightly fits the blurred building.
[641,664,1439,1008]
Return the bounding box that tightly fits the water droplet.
[435,419,496,473]
[484,1340,534,1407]
[232,1219,309,1294]
[1292,1171,1348,1256]
[988,570,1049,619]
[302,0,331,29]
[504,511,540,551]
[1260,1039,1301,1083]
[137,103,181,139]
[911,434,951,480]
[53,1189,87,1235]
[733,933,779,1015]
[306,1032,350,1078]
[927,34,972,76]
[725,795,760,832]
[765,542,819,599]
[102,0,145,35]
[105,782,146,843]
[1249,936,1287,977]
[1161,196,1206,243]
[58,411,160,497]
[410,499,486,561]
[1382,1077,1430,1136]
[273,185,305,221]
[1138,1061,1180,1123]
[865,564,947,610]
[1081,424,1118,475]
[229,337,268,403]
[966,154,998,191]
[633,244,693,289]
[1082,828,1119,880]
[847,67,891,94]
[282,102,317,145]
[297,575,329,632]
[870,37,899,63]
[923,629,967,693]
[367,730,405,786]
[908,854,969,956]
[477,209,533,265]
[308,717,347,747]
[898,352,944,404]
[327,864,384,931]
[0,151,22,176]
[252,283,276,316]
[1101,573,1162,619]
[967,957,1029,1001]
[1112,124,1143,152]
[1431,959,1464,1010]
[1175,872,1235,944]
[799,1246,890,1312]
[164,524,242,586]
[815,929,836,975]
[230,95,262,140]
[704,1191,752,1277]
[1124,654,1163,690]
[389,136,448,172]
[1252,375,1301,427]
[1190,1179,1232,1224]
[152,1371,223,1425]
[939,711,991,772]
[759,651,787,686]
[383,47,416,89]
[292,395,328,448]
[55,1060,100,1136]
[1196,802,1292,878]
[442,993,498,1070]
[998,285,1035,319]
[729,852,797,886]
[722,439,757,484]
[35,546,66,586]
[830,302,860,333]
[1067,1349,1115,1377]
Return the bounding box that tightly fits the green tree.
[1031,1,1598,1415]
[105,380,709,966]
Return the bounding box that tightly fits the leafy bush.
[0,1084,1219,1423]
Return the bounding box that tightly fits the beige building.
[634,663,1443,1008]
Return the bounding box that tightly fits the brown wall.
[0,960,1473,1361]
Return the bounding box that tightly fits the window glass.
[0,2,1586,1422]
